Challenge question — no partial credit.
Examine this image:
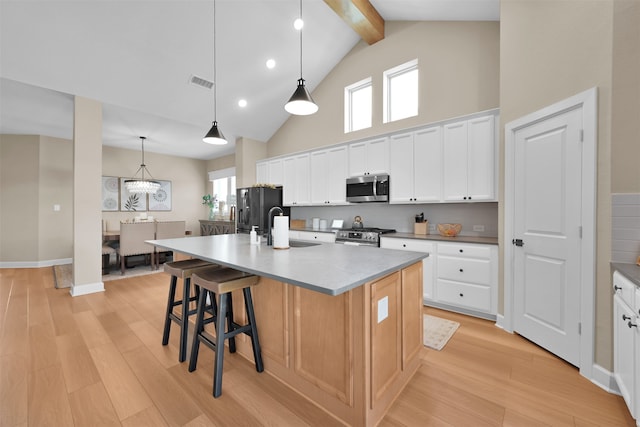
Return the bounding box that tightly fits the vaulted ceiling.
[0,0,499,160]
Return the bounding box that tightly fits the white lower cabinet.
[435,242,497,318]
[380,238,435,300]
[613,271,639,424]
[380,238,497,318]
[290,230,335,243]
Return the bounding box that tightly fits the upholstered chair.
[117,222,156,275]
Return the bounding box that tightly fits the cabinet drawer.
[437,242,491,259]
[436,279,491,312]
[380,238,434,253]
[613,271,636,310]
[296,231,335,243]
[437,256,491,285]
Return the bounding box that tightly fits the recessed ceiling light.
[294,18,304,30]
[266,59,276,69]
[238,99,247,108]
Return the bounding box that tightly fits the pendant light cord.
[299,0,303,79]
[140,136,146,180]
[213,0,217,122]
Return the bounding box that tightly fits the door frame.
[503,87,597,379]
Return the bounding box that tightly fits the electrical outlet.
[428,223,436,233]
[473,225,485,232]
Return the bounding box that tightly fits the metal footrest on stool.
[161,259,219,362]
[189,267,263,398]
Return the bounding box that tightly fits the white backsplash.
[291,202,498,237]
[612,193,640,263]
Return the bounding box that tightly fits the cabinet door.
[268,158,284,186]
[256,161,268,184]
[467,115,495,201]
[401,262,423,369]
[389,133,415,203]
[282,156,297,206]
[614,294,636,416]
[367,137,389,175]
[348,141,368,176]
[413,126,442,202]
[443,121,468,201]
[326,146,348,204]
[310,150,328,204]
[294,154,311,205]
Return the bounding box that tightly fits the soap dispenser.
[250,226,259,245]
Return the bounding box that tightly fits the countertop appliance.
[346,174,390,203]
[236,186,288,235]
[335,227,396,247]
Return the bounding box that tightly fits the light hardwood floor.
[0,267,635,426]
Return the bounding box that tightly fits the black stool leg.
[213,293,227,398]
[243,287,264,372]
[162,275,178,346]
[226,293,236,353]
[188,289,208,372]
[178,277,191,362]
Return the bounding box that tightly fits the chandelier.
[124,136,160,194]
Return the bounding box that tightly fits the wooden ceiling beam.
[323,0,385,45]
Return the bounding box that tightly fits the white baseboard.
[0,258,72,268]
[589,363,620,395]
[69,281,105,297]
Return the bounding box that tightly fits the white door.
[512,106,583,366]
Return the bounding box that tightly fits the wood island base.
[229,261,424,426]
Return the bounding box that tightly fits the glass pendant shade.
[125,177,160,194]
[285,78,318,115]
[125,136,160,194]
[203,120,227,145]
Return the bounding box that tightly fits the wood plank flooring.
[0,267,635,426]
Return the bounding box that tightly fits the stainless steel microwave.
[346,174,390,203]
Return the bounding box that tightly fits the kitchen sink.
[288,240,321,248]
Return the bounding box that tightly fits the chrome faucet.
[267,206,284,246]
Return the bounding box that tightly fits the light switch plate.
[53,204,61,212]
[377,296,388,323]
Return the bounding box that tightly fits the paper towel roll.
[273,216,290,249]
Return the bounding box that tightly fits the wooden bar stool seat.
[162,259,219,362]
[189,267,263,398]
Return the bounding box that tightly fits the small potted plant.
[202,194,218,220]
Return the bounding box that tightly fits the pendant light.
[203,0,227,145]
[125,136,161,194]
[284,0,318,115]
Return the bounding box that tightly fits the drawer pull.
[459,293,464,297]
[623,314,632,321]
[402,244,406,247]
[629,321,638,329]
[459,249,464,253]
[614,285,622,292]
[459,269,464,272]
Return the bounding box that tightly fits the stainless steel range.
[335,227,396,247]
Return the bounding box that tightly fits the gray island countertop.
[148,234,428,296]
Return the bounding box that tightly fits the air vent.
[189,75,213,89]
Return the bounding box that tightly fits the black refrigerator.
[236,186,288,236]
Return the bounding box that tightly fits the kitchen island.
[148,234,428,426]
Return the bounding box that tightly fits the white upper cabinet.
[283,153,310,206]
[348,137,389,176]
[443,115,496,202]
[389,126,442,203]
[310,146,348,205]
[256,158,284,186]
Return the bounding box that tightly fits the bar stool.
[162,259,219,362]
[189,267,263,398]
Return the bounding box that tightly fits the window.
[383,59,418,123]
[208,167,236,215]
[344,77,372,133]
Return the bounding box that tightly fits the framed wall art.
[149,180,172,211]
[120,177,148,211]
[102,176,119,211]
